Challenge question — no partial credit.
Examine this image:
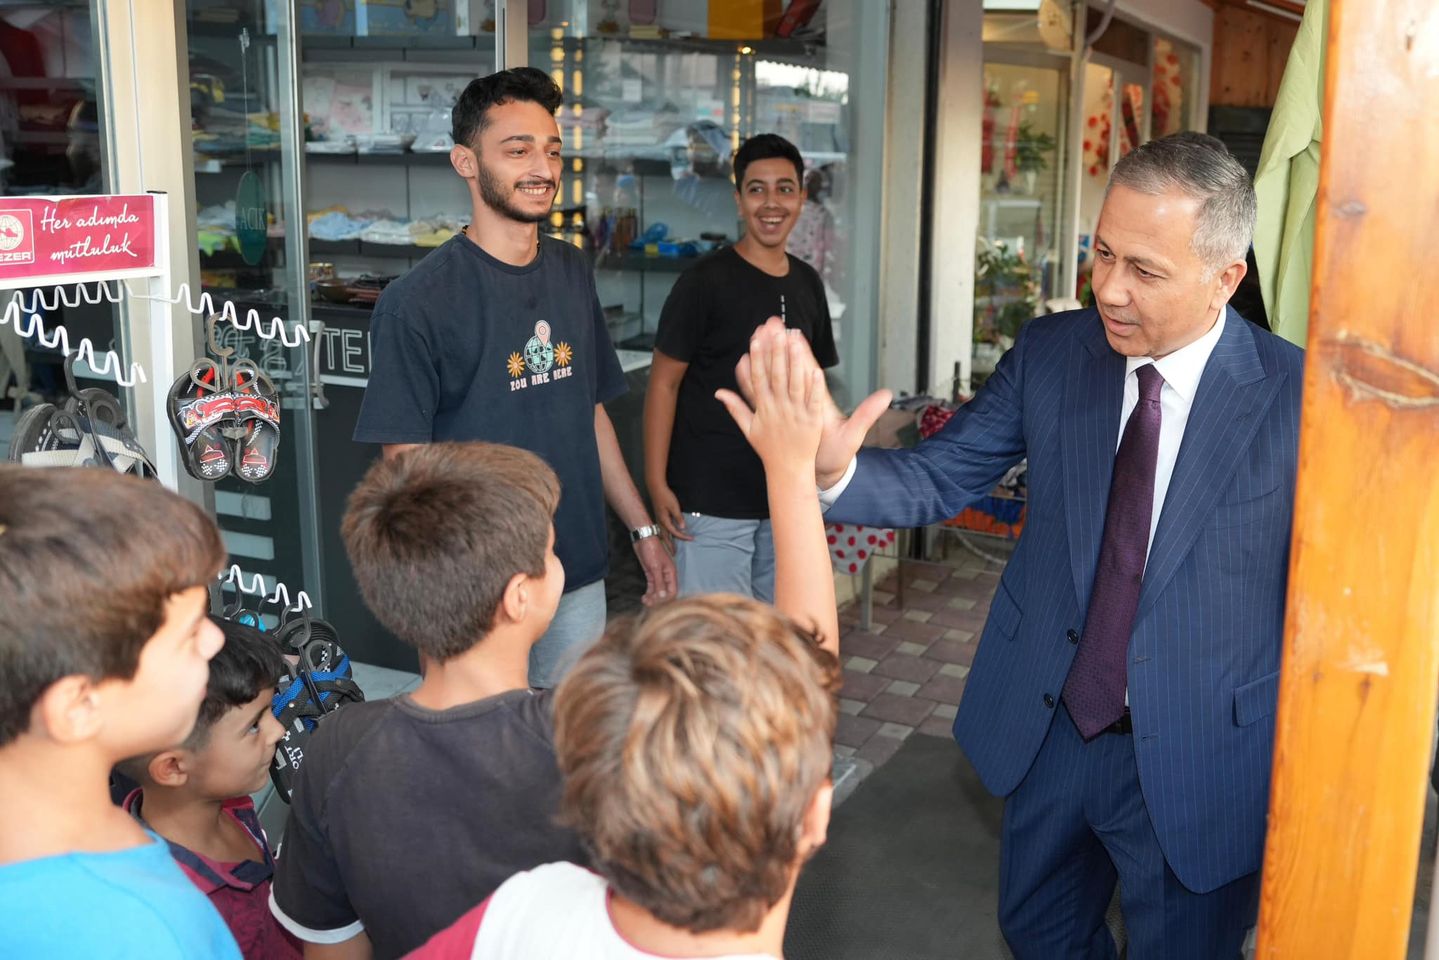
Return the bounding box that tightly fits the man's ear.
[1211,258,1247,310]
[496,571,530,627]
[797,779,834,859]
[450,143,477,179]
[33,675,103,745]
[148,749,191,789]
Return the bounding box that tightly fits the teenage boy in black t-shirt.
[644,134,839,601]
[354,68,675,689]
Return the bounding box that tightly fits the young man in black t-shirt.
[644,134,838,601]
[354,68,675,689]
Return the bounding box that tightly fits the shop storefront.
[0,0,1213,670]
[932,0,1213,387]
[0,0,894,669]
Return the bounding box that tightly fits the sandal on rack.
[167,358,235,482]
[230,359,280,484]
[268,613,364,802]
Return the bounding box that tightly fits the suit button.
[1043,694,1055,708]
[1067,629,1080,644]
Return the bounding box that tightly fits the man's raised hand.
[734,319,891,488]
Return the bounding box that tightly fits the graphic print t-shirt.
[655,247,838,518]
[354,235,627,591]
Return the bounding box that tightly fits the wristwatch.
[630,524,662,543]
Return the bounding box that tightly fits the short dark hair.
[733,134,804,190]
[451,67,564,150]
[0,466,226,747]
[341,443,560,661]
[554,595,841,934]
[187,617,284,749]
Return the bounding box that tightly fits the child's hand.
[716,330,825,475]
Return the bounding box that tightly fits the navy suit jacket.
[830,307,1303,893]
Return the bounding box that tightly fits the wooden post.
[1255,0,1439,956]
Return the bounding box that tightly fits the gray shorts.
[674,513,776,603]
[527,579,607,689]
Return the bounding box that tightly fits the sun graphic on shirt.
[555,342,573,367]
[506,352,525,378]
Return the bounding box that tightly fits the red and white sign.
[0,194,159,285]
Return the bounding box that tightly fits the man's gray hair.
[1107,132,1256,274]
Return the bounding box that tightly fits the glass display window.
[975,56,1066,352]
[0,1,124,448]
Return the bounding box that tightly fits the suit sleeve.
[828,325,1029,528]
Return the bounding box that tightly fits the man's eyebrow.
[498,134,562,145]
[1125,254,1169,273]
[248,703,269,729]
[1095,235,1169,273]
[744,177,798,189]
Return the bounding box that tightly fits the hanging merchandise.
[218,565,366,805]
[0,192,310,490]
[167,314,282,484]
[269,609,364,803]
[8,354,156,475]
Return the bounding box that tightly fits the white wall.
[877,0,928,397]
[928,0,984,395]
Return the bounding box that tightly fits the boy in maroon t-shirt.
[119,618,300,960]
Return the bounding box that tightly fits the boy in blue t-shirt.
[0,465,241,959]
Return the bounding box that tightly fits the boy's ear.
[496,571,530,627]
[798,779,834,858]
[33,675,104,744]
[148,749,191,789]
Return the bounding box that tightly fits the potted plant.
[1015,122,1056,194]
[973,237,1041,369]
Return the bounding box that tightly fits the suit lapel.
[1136,310,1279,618]
[1062,312,1126,614]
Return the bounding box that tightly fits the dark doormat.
[784,733,1013,960]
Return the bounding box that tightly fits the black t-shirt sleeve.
[353,308,440,444]
[654,268,709,363]
[589,279,627,405]
[806,268,840,369]
[270,746,362,939]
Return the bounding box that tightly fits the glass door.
[184,1,323,627]
[1076,54,1149,305]
[975,54,1067,364]
[0,1,125,457]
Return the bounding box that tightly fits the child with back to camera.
[406,330,886,958]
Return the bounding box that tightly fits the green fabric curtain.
[1251,0,1330,348]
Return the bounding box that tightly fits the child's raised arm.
[717,329,839,655]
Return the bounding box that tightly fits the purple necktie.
[1062,363,1165,739]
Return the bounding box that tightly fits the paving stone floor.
[831,540,1010,785]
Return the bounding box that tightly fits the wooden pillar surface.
[1255,0,1439,956]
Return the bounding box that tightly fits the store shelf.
[595,253,694,274]
[309,238,438,260]
[305,149,454,166]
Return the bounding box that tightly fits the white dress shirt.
[820,310,1228,566]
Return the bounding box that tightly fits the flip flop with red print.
[167,359,234,482]
[230,360,280,484]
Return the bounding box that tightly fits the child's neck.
[409,626,534,710]
[135,788,257,865]
[607,884,795,959]
[0,740,148,865]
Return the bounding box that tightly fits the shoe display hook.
[205,313,235,383]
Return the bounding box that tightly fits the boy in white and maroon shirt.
[408,322,856,960]
[119,618,300,960]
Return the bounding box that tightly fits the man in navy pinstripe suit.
[742,134,1303,958]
